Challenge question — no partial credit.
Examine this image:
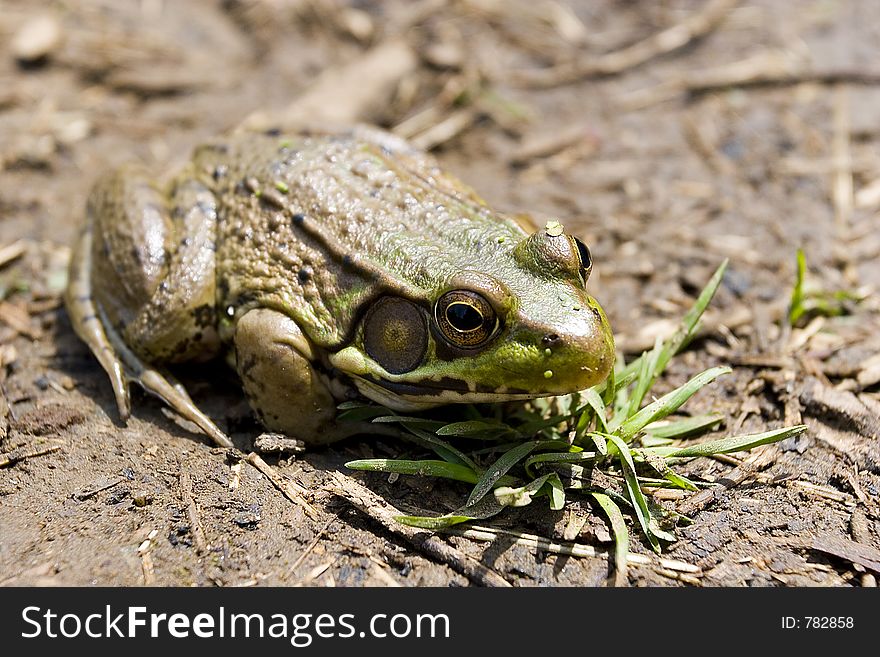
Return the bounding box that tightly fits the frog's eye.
[435,290,498,348]
[572,237,593,284]
[363,297,428,374]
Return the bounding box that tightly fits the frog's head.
[330,222,614,411]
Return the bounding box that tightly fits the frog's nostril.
[542,333,560,346]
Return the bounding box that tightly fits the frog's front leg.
[234,308,364,445]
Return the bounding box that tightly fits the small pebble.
[12,15,63,65]
[339,8,374,42]
[253,432,305,455]
[422,42,464,70]
[234,504,262,529]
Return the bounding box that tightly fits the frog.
[64,126,614,449]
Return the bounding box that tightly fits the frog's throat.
[349,374,544,412]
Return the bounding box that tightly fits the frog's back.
[203,130,529,348]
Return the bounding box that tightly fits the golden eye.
[435,290,498,348]
[572,237,593,284]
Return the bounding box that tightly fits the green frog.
[65,127,614,449]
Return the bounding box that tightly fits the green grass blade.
[463,440,550,508]
[644,413,725,439]
[606,434,661,552]
[656,259,729,373]
[649,425,808,459]
[395,515,474,529]
[640,434,674,447]
[789,248,806,326]
[660,469,698,491]
[545,473,566,510]
[634,449,699,491]
[523,451,597,478]
[345,459,486,484]
[624,338,664,421]
[400,479,563,527]
[372,415,448,430]
[436,419,518,439]
[469,441,529,455]
[396,490,516,528]
[610,350,649,431]
[336,402,394,422]
[574,407,595,441]
[516,411,571,435]
[612,368,639,394]
[591,492,629,586]
[616,366,731,441]
[580,386,609,435]
[405,427,481,472]
[595,367,638,404]
[593,352,634,400]
[337,401,372,410]
[600,364,617,405]
[610,357,643,394]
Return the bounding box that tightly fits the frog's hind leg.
[66,229,232,448]
[65,225,131,420]
[67,166,233,448]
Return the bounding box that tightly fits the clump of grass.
[345,259,807,572]
[789,248,866,326]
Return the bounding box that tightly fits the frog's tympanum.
[65,127,614,448]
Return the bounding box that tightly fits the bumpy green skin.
[66,127,614,444]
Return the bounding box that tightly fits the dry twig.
[408,108,479,151]
[510,123,598,166]
[676,445,780,516]
[620,49,880,110]
[239,39,418,132]
[228,460,242,490]
[73,475,125,500]
[811,535,880,575]
[851,510,878,587]
[327,471,511,587]
[137,529,159,586]
[789,480,852,504]
[246,452,319,520]
[832,85,854,229]
[800,377,880,440]
[449,525,701,576]
[0,440,63,468]
[179,471,209,554]
[0,301,40,339]
[510,0,738,88]
[0,240,28,269]
[289,517,335,575]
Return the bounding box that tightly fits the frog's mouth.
[351,374,545,412]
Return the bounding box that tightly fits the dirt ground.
[0,0,878,587]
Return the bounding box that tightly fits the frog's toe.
[74,310,132,422]
[135,368,234,449]
[108,358,131,420]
